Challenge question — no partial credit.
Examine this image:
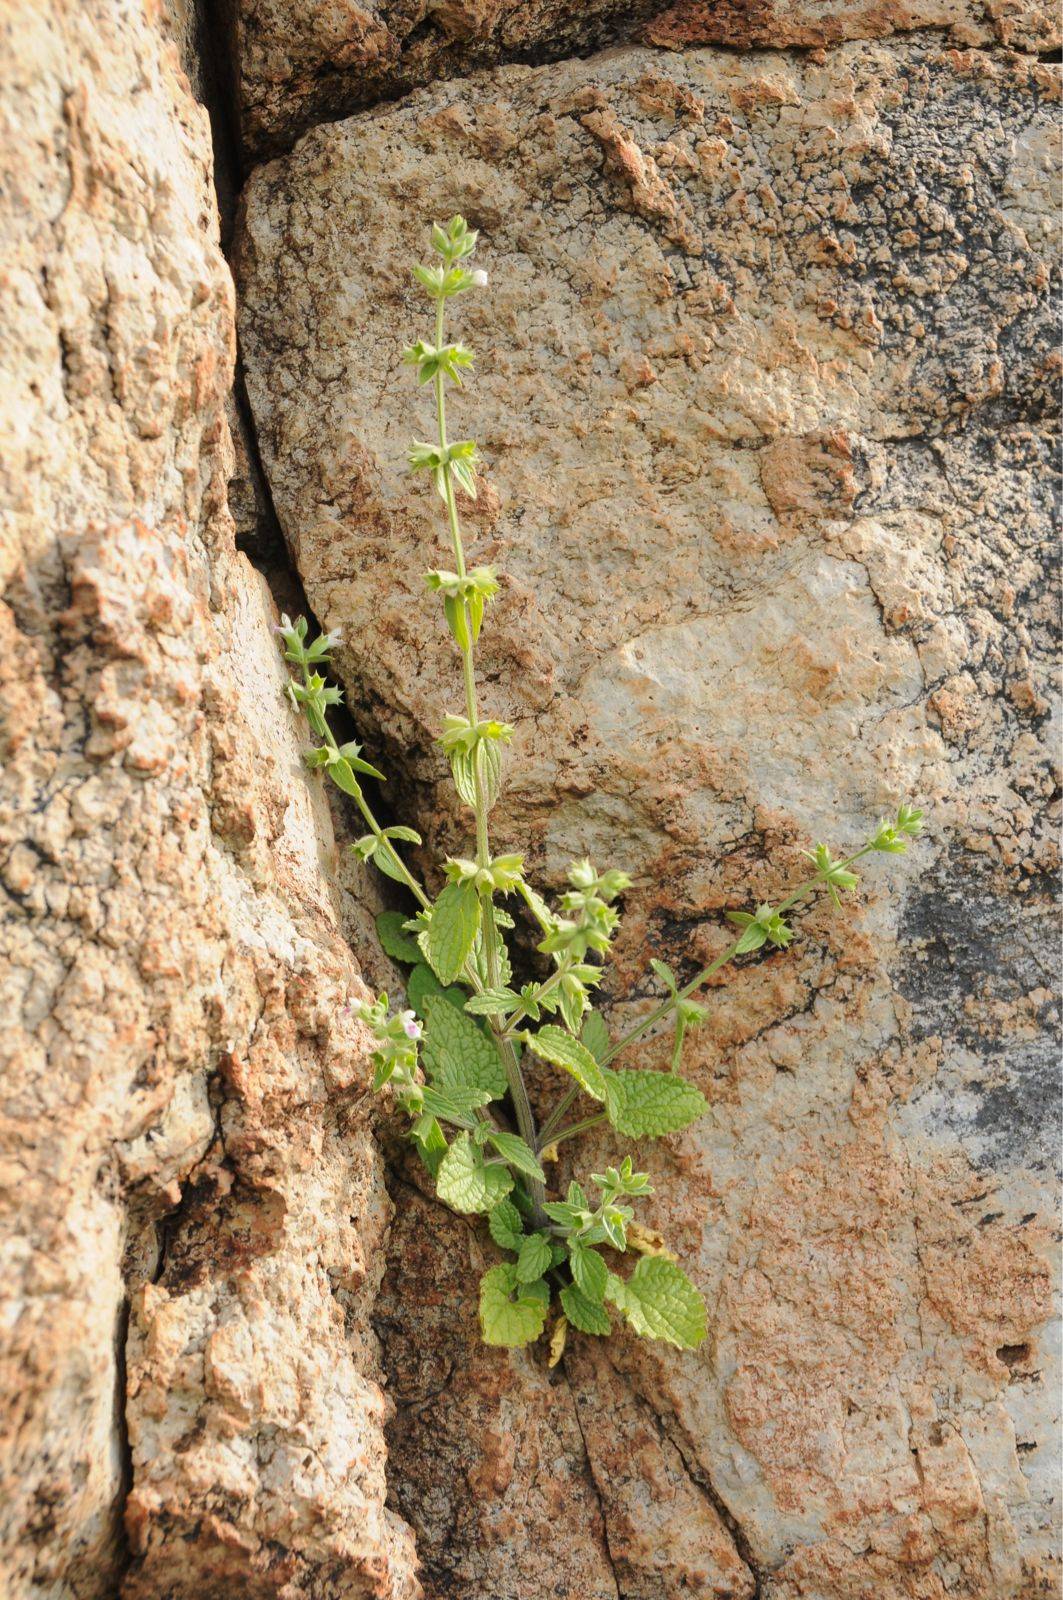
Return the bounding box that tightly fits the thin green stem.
[547,1112,605,1148]
[432,284,544,1214]
[538,1085,578,1147]
[600,844,874,1068]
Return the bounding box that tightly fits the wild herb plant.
[278,215,923,1357]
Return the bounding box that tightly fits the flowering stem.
[432,289,544,1212]
[600,844,875,1068]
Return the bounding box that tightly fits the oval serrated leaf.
[560,1282,611,1336]
[406,964,465,1019]
[568,1239,608,1303]
[580,1010,611,1062]
[603,1069,707,1138]
[436,1133,513,1214]
[488,1198,524,1252]
[375,910,423,965]
[515,1232,553,1283]
[422,995,507,1099]
[425,879,481,984]
[479,1264,550,1347]
[486,1129,545,1181]
[606,1256,707,1349]
[527,1025,610,1102]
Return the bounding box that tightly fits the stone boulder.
[236,38,1060,1597]
[0,4,417,1595]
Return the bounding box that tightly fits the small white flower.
[471,269,488,288]
[275,612,294,634]
[400,1010,422,1040]
[323,627,344,650]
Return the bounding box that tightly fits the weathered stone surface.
[227,0,1060,166]
[0,4,416,1596]
[644,0,1059,56]
[226,0,672,163]
[238,37,1060,1597]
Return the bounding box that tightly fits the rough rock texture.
[0,4,416,1596]
[224,0,673,163]
[237,37,1061,1598]
[644,0,1060,56]
[226,0,1061,166]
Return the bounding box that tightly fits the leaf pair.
[526,1026,707,1138]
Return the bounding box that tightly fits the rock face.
[226,0,1060,164]
[0,4,416,1597]
[237,35,1060,1599]
[225,0,673,163]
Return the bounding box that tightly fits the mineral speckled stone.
[0,4,418,1596]
[237,38,1060,1598]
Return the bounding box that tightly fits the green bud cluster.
[277,219,924,1358]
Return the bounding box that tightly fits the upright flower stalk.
[277,216,924,1355]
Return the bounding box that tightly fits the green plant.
[277,215,924,1357]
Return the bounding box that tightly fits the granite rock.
[237,37,1060,1597]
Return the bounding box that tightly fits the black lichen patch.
[899,848,1060,1174]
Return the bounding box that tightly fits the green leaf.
[515,1232,553,1284]
[568,1239,608,1303]
[527,1026,610,1103]
[373,845,411,885]
[411,1116,448,1178]
[422,996,507,1099]
[419,1084,492,1125]
[650,957,677,992]
[479,1265,550,1347]
[376,911,423,965]
[477,738,502,812]
[580,1010,611,1062]
[603,1070,707,1138]
[560,1282,611,1336]
[488,1197,525,1252]
[559,981,585,1035]
[607,1257,707,1349]
[325,756,367,798]
[485,1130,545,1181]
[425,880,481,985]
[386,825,422,845]
[406,963,465,1018]
[465,987,519,1017]
[436,1133,513,1214]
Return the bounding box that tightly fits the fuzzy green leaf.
[488,1197,525,1252]
[485,1130,545,1181]
[464,987,519,1016]
[607,1257,707,1349]
[479,1264,550,1347]
[560,1282,611,1336]
[425,880,480,984]
[419,1084,492,1125]
[411,1116,448,1178]
[526,1026,610,1102]
[580,1010,611,1063]
[604,1069,707,1138]
[568,1238,608,1303]
[406,963,465,1019]
[375,911,423,965]
[436,1133,513,1214]
[422,996,507,1099]
[515,1232,553,1284]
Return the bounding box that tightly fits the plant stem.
[539,844,877,1140]
[433,289,545,1213]
[601,844,874,1067]
[499,961,569,1038]
[548,1112,605,1147]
